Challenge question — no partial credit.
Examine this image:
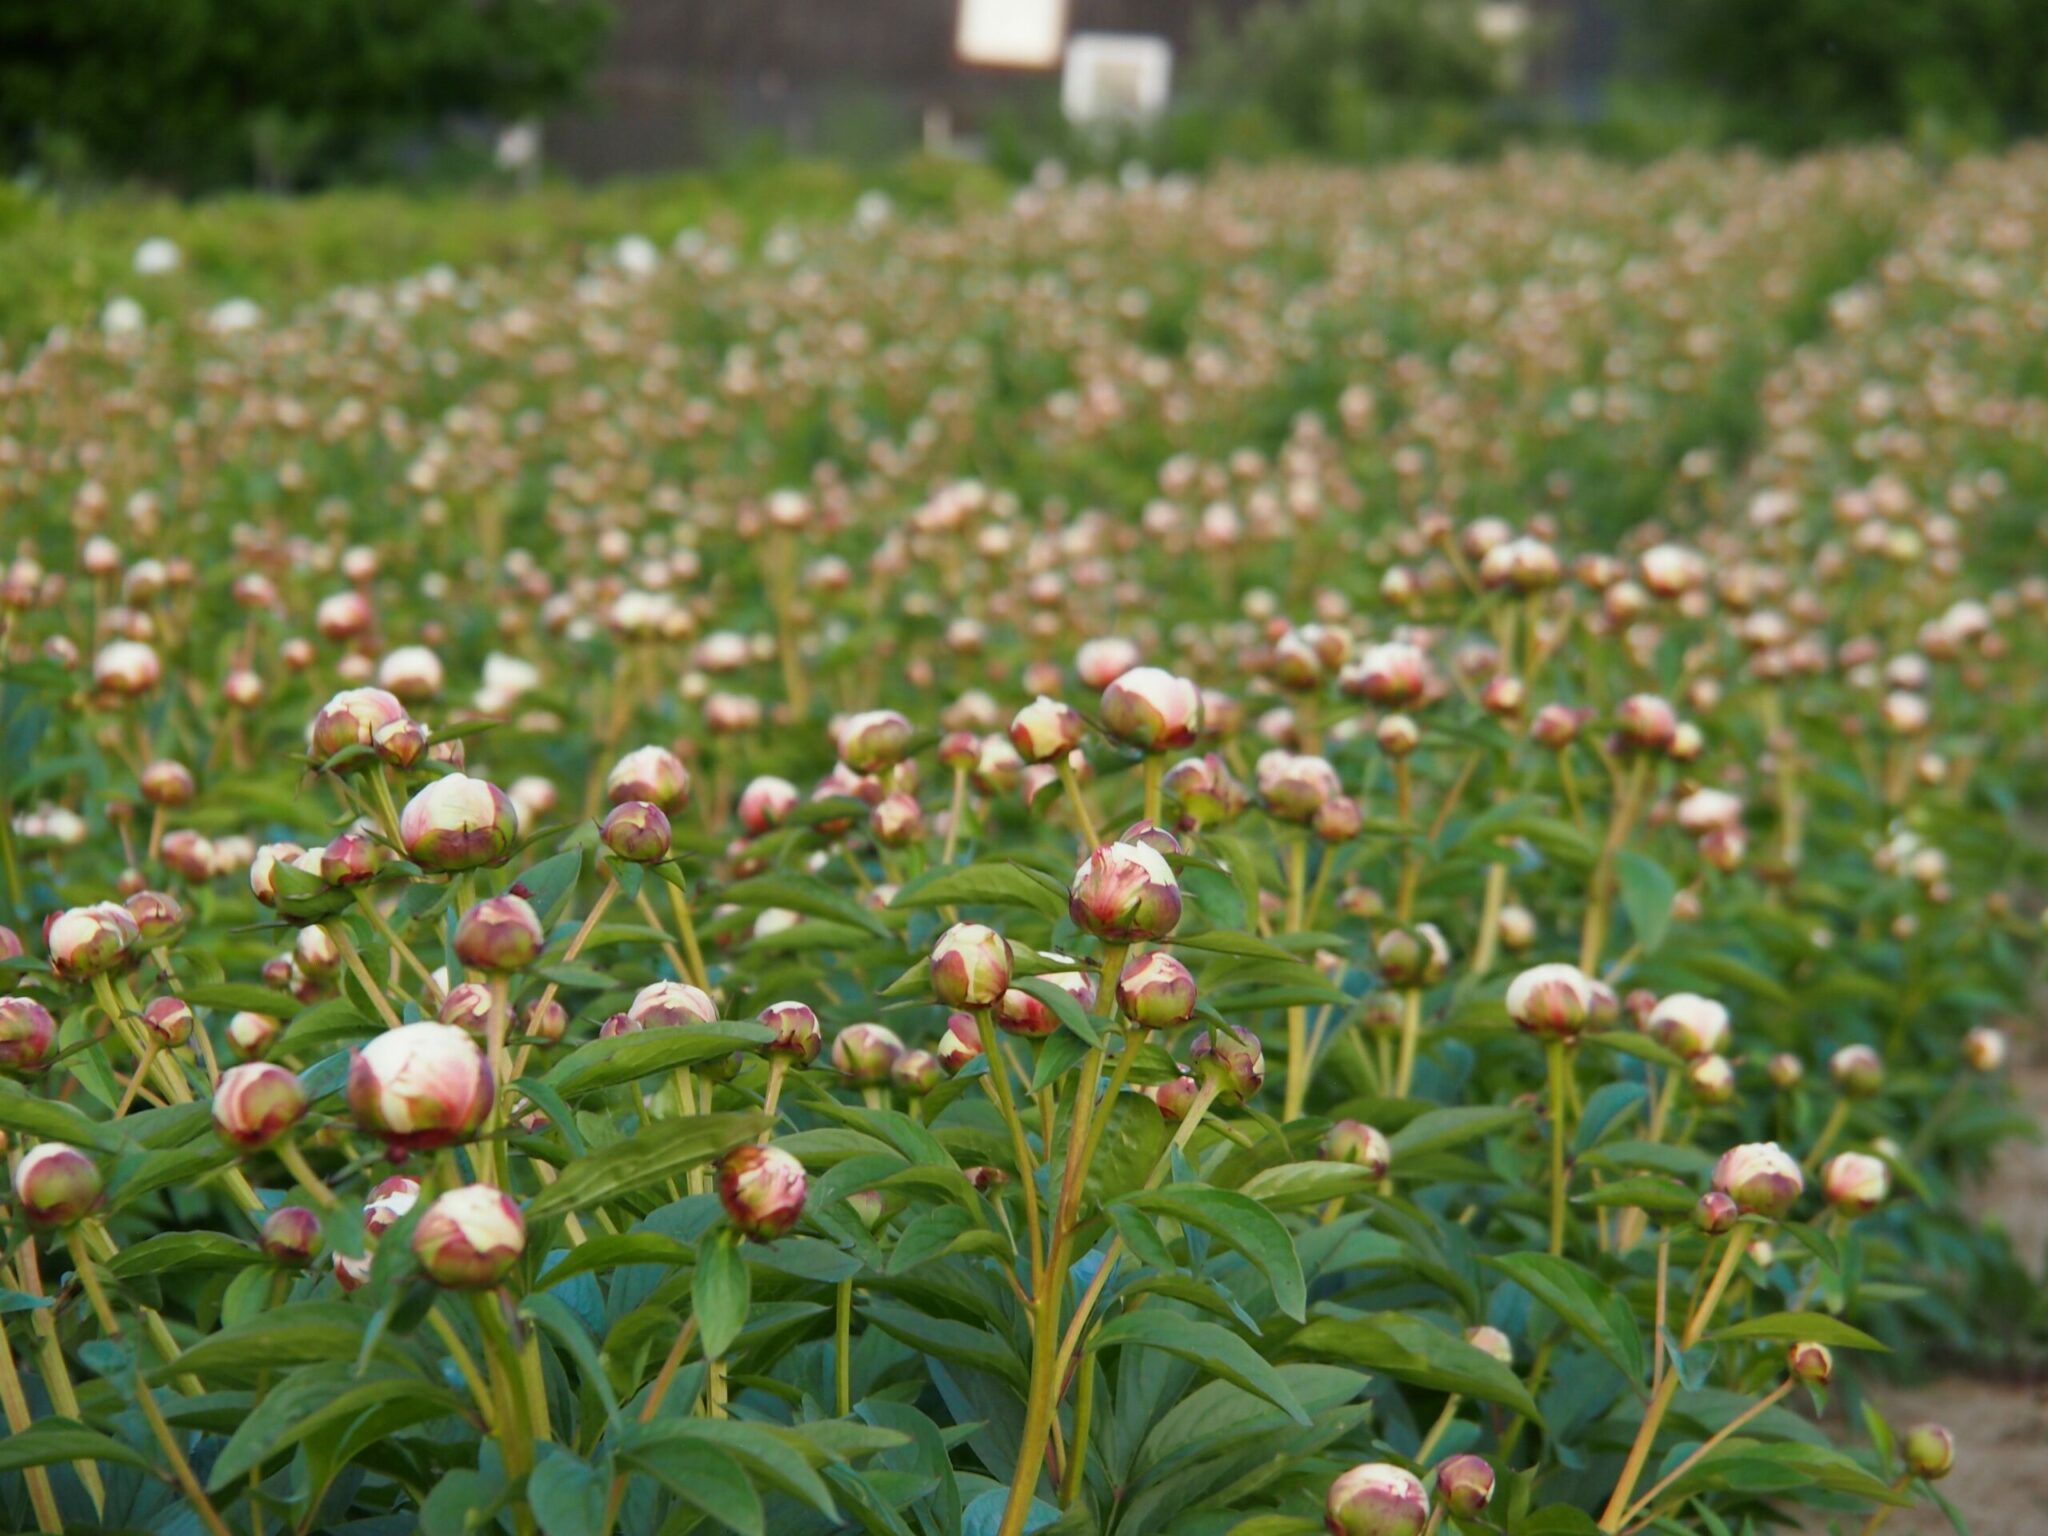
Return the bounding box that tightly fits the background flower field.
[0,145,2044,1536]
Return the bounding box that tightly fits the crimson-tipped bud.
[227,1009,279,1059]
[1325,1462,1429,1536]
[1068,841,1181,941]
[93,639,161,696]
[838,709,914,774]
[995,969,1093,1039]
[759,1001,821,1063]
[892,1049,941,1097]
[737,775,799,835]
[347,1022,494,1151]
[607,745,691,813]
[1647,993,1730,1060]
[412,1184,526,1289]
[13,1143,101,1225]
[1117,951,1197,1030]
[1695,1190,1740,1234]
[1433,1453,1495,1517]
[1149,1072,1202,1121]
[399,775,517,872]
[937,1012,984,1073]
[938,729,981,771]
[1163,753,1248,826]
[1616,694,1677,753]
[869,792,925,848]
[1688,1054,1736,1105]
[1712,1141,1803,1219]
[454,895,544,972]
[0,996,58,1073]
[212,1062,308,1148]
[1529,703,1584,749]
[374,717,429,770]
[260,1205,322,1267]
[309,688,408,766]
[140,759,196,807]
[322,832,384,886]
[46,901,138,980]
[1787,1340,1834,1385]
[1505,962,1594,1039]
[1314,794,1365,842]
[1821,1151,1890,1215]
[1009,696,1087,764]
[931,922,1012,1008]
[1377,923,1449,989]
[1192,1023,1264,1103]
[1902,1423,1955,1480]
[601,801,672,863]
[122,890,181,946]
[1829,1043,1884,1099]
[1320,1119,1390,1178]
[718,1143,807,1240]
[831,1023,904,1084]
[522,996,568,1044]
[1257,750,1342,822]
[1100,667,1201,752]
[440,982,493,1033]
[1342,642,1428,708]
[1766,1051,1804,1089]
[628,980,717,1028]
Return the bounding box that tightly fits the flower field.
[1,148,2044,1536]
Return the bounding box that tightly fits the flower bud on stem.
[1055,755,1100,850]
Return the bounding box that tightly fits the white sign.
[1061,32,1174,125]
[957,0,1068,70]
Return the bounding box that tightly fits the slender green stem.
[1802,1098,1850,1173]
[353,886,439,990]
[1547,1039,1572,1256]
[1140,754,1163,827]
[1393,988,1424,1098]
[1416,1392,1462,1462]
[1620,1379,1793,1529]
[940,765,969,866]
[663,875,712,991]
[1059,1353,1095,1507]
[274,1138,338,1209]
[1054,757,1100,850]
[332,921,402,1030]
[1283,836,1310,1121]
[976,1009,1043,1290]
[835,1277,854,1416]
[0,1315,62,1532]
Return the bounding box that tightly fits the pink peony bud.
[321,832,383,887]
[454,895,544,972]
[92,639,161,697]
[868,792,925,848]
[1820,1151,1889,1215]
[1616,694,1677,753]
[1325,1461,1430,1536]
[227,1010,279,1059]
[837,709,914,774]
[412,1184,526,1289]
[309,688,409,765]
[260,1206,322,1266]
[1148,1072,1202,1121]
[1433,1453,1495,1517]
[1320,1119,1390,1178]
[522,996,568,1044]
[399,775,517,872]
[46,901,139,980]
[439,982,493,1033]
[1377,923,1449,989]
[936,1012,983,1073]
[1009,696,1087,764]
[140,759,197,807]
[1902,1423,1955,1480]
[1687,1054,1736,1105]
[1068,841,1181,942]
[1100,666,1202,752]
[0,996,58,1073]
[1695,1190,1740,1234]
[1787,1340,1834,1385]
[831,1023,904,1084]
[1192,1023,1264,1103]
[13,1143,102,1225]
[1257,750,1342,823]
[606,745,691,813]
[759,1001,821,1063]
[1712,1141,1804,1219]
[374,717,429,770]
[347,1022,494,1151]
[1961,1026,2007,1073]
[1529,703,1584,749]
[601,801,672,863]
[1465,1325,1513,1365]
[1341,642,1428,708]
[1116,951,1197,1030]
[1647,993,1730,1060]
[1075,637,1141,689]
[212,1062,308,1148]
[628,980,718,1029]
[718,1144,808,1240]
[1505,963,1594,1039]
[1162,753,1248,826]
[891,1049,941,1097]
[1829,1043,1884,1099]
[931,923,1013,1009]
[736,776,800,835]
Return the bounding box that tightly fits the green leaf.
[525,1112,768,1220]
[106,1232,264,1278]
[1581,1031,1686,1070]
[891,861,1067,920]
[619,1437,766,1534]
[722,873,894,940]
[1087,1311,1310,1424]
[1615,850,1677,953]
[1389,1103,1530,1158]
[1012,974,1101,1046]
[206,1362,461,1490]
[0,1080,122,1150]
[1235,1160,1382,1210]
[1171,930,1302,964]
[1484,1252,1644,1382]
[865,1301,1029,1391]
[1287,1314,1543,1420]
[1573,1176,1697,1216]
[1118,1185,1307,1322]
[542,1023,773,1098]
[518,848,586,928]
[0,1417,151,1472]
[695,1229,750,1359]
[162,1301,389,1381]
[530,1449,609,1536]
[1710,1312,1889,1352]
[184,982,302,1017]
[538,1232,693,1288]
[621,1418,839,1520]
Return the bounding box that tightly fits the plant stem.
[0,1316,62,1532]
[1546,1039,1572,1256]
[1283,835,1310,1120]
[353,885,439,990]
[274,1138,338,1209]
[1580,756,1650,974]
[9,1243,104,1514]
[424,1304,498,1431]
[662,875,712,991]
[1140,754,1163,826]
[940,765,969,866]
[1054,757,1100,850]
[1802,1098,1850,1173]
[1059,1353,1095,1507]
[1393,988,1424,1098]
[1471,861,1509,976]
[760,1056,790,1138]
[1416,1392,1462,1462]
[1620,1378,1794,1529]
[835,1276,854,1416]
[976,1009,1043,1291]
[332,921,403,1030]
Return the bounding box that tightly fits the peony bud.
[1465,1325,1513,1365]
[601,801,672,863]
[892,1049,941,1097]
[374,717,429,770]
[1434,1453,1495,1517]
[1257,750,1342,822]
[628,980,717,1029]
[838,709,914,774]
[13,1143,101,1225]
[440,982,493,1034]
[227,1010,279,1059]
[1009,696,1087,764]
[1116,951,1197,1030]
[717,1144,807,1240]
[1694,1190,1739,1234]
[125,889,185,946]
[1100,666,1202,752]
[454,895,544,972]
[412,1184,526,1289]
[1162,753,1248,826]
[1068,841,1181,942]
[937,1012,983,1073]
[347,1022,494,1151]
[309,688,409,765]
[1647,993,1730,1060]
[607,745,691,812]
[1787,1340,1834,1385]
[212,1062,308,1148]
[868,792,925,848]
[1342,642,1428,707]
[260,1205,322,1266]
[931,922,1013,1009]
[1829,1043,1883,1099]
[1320,1119,1391,1178]
[759,1001,821,1063]
[1192,1023,1264,1103]
[1961,1025,2007,1073]
[1766,1051,1804,1090]
[1505,962,1594,1039]
[0,996,58,1073]
[93,639,161,697]
[831,1023,904,1085]
[140,759,197,807]
[1377,923,1449,989]
[737,776,800,835]
[1314,794,1364,842]
[1687,1054,1736,1105]
[1712,1141,1804,1219]
[1821,1151,1889,1215]
[1616,693,1677,753]
[1325,1462,1429,1536]
[399,775,517,872]
[522,996,568,1044]
[995,969,1095,1038]
[1902,1423,1955,1480]
[46,901,138,980]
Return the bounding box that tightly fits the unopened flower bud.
[1902,1423,1955,1480]
[260,1206,321,1266]
[1069,841,1182,941]
[212,1061,308,1148]
[1962,1026,2007,1072]
[838,709,914,774]
[1695,1190,1740,1234]
[737,775,799,834]
[996,970,1093,1038]
[1788,1340,1834,1385]
[412,1184,526,1289]
[602,801,672,863]
[1647,993,1730,1060]
[400,775,517,872]
[607,745,692,813]
[46,901,138,980]
[1821,1151,1889,1215]
[0,997,59,1072]
[1465,1325,1513,1365]
[1325,1462,1429,1536]
[1506,962,1594,1039]
[892,1049,941,1097]
[1377,923,1449,989]
[628,980,717,1028]
[931,922,1013,1008]
[521,996,568,1043]
[869,792,925,847]
[310,688,408,765]
[1713,1141,1803,1219]
[1766,1052,1804,1090]
[718,1143,807,1240]
[1320,1119,1390,1177]
[454,895,545,972]
[832,1023,904,1085]
[1434,1453,1495,1517]
[347,1022,494,1150]
[1829,1043,1883,1099]
[1116,951,1197,1030]
[1688,1054,1736,1105]
[1192,1023,1264,1103]
[227,1009,279,1059]
[1617,693,1677,753]
[1163,753,1247,825]
[1009,696,1087,764]
[140,759,196,807]
[13,1143,101,1225]
[937,1011,983,1072]
[1100,666,1202,752]
[759,1001,821,1063]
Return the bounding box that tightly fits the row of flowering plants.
[0,149,2041,1536]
